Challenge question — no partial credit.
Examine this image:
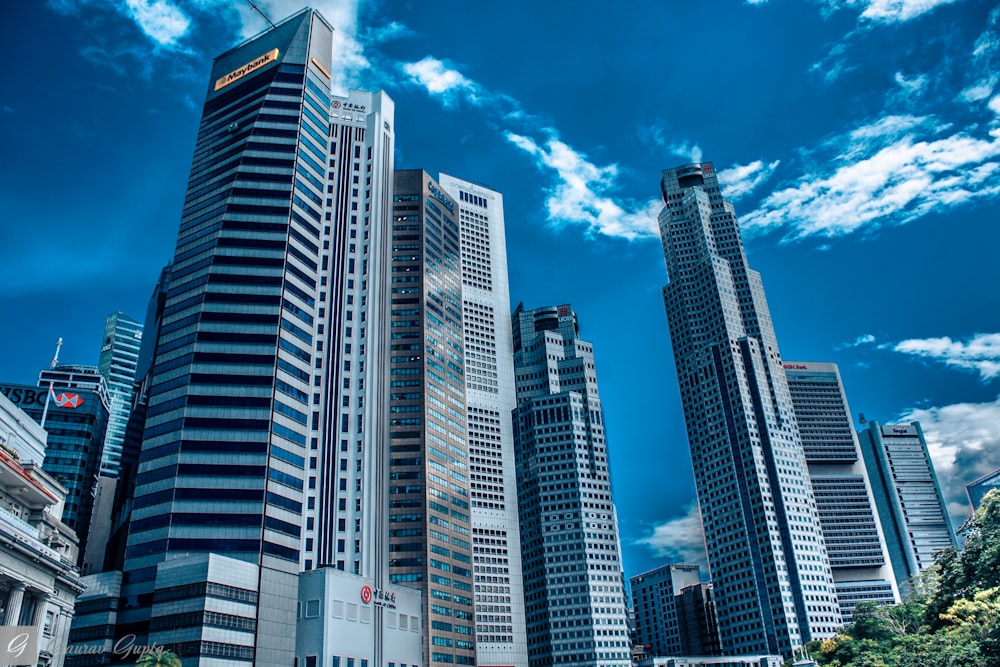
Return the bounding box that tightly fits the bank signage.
[0,385,83,410]
[360,584,397,608]
[214,48,280,91]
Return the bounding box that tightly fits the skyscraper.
[387,169,476,667]
[2,365,110,564]
[96,312,143,478]
[512,304,632,667]
[439,173,528,667]
[967,468,1000,511]
[783,361,898,619]
[99,10,399,665]
[657,162,840,658]
[857,421,956,589]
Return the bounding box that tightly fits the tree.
[926,489,1000,629]
[135,647,181,667]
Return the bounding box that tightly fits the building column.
[32,594,50,632]
[4,584,25,626]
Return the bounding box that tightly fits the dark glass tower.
[512,304,632,667]
[657,163,841,658]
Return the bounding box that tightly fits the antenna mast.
[245,0,276,29]
[50,337,63,369]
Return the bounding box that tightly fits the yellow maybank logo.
[214,48,280,91]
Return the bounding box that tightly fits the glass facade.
[658,163,840,658]
[96,312,143,478]
[388,170,476,667]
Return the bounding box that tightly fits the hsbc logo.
[53,392,83,409]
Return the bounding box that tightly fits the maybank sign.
[214,49,279,91]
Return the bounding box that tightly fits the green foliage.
[135,647,182,667]
[808,490,1000,667]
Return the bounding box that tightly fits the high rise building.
[656,162,840,657]
[1,365,110,564]
[967,468,1000,511]
[387,169,476,667]
[439,173,528,667]
[629,564,719,656]
[857,421,956,588]
[675,582,723,657]
[512,304,632,667]
[96,312,143,477]
[783,361,898,619]
[65,10,406,666]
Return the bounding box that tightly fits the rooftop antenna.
[245,0,276,29]
[50,337,63,369]
[41,337,63,428]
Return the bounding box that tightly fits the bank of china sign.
[214,49,279,91]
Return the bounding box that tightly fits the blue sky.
[2,0,999,580]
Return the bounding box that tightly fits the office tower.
[388,169,476,667]
[656,162,840,658]
[967,468,1000,511]
[439,173,528,667]
[0,393,83,666]
[676,582,723,657]
[1,365,110,564]
[83,10,403,666]
[858,421,956,588]
[512,304,632,667]
[630,564,705,657]
[96,312,143,477]
[783,361,898,619]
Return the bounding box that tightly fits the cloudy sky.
[2,0,999,579]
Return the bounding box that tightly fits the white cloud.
[123,0,191,49]
[836,333,877,350]
[740,110,1000,240]
[402,57,482,107]
[891,333,1000,381]
[717,159,781,200]
[505,131,661,241]
[819,0,958,23]
[894,71,928,94]
[854,0,958,23]
[635,502,708,568]
[898,397,1000,526]
[668,141,703,164]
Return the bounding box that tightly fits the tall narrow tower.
[96,311,143,477]
[657,163,841,657]
[439,173,529,667]
[512,304,632,667]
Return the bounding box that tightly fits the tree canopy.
[805,490,1000,667]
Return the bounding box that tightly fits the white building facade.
[439,174,528,667]
[783,362,899,620]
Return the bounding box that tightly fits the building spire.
[50,337,63,369]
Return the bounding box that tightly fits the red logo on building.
[332,101,342,109]
[54,393,83,409]
[361,584,373,604]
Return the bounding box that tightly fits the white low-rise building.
[0,392,84,666]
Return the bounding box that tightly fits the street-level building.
[0,392,84,667]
